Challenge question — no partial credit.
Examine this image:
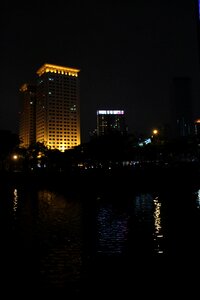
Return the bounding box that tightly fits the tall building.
[195,0,200,66]
[19,83,36,148]
[194,119,200,136]
[196,0,200,26]
[170,77,193,137]
[36,63,81,151]
[96,110,126,136]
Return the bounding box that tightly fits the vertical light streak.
[153,196,164,254]
[13,188,18,213]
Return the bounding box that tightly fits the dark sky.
[1,0,200,142]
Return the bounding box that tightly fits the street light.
[151,129,159,144]
[153,129,159,135]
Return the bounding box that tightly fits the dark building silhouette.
[194,119,200,136]
[195,0,200,66]
[170,77,193,138]
[19,83,36,148]
[96,110,126,136]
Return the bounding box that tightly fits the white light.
[196,189,200,208]
[97,110,124,115]
[13,188,18,213]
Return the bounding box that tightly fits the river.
[0,171,200,296]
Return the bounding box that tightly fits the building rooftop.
[36,63,80,77]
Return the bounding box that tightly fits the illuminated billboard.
[97,110,124,115]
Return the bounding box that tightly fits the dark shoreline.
[1,162,200,192]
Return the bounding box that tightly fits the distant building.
[194,119,200,136]
[36,63,81,151]
[194,0,200,68]
[170,77,193,138]
[96,110,126,136]
[19,83,36,148]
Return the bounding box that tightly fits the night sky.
[1,0,200,142]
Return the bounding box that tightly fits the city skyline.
[1,1,200,142]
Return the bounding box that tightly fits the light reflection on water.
[4,183,200,291]
[196,189,200,209]
[153,196,164,254]
[97,203,129,255]
[134,193,164,255]
[13,188,18,214]
[37,190,82,289]
[96,193,165,256]
[135,193,153,223]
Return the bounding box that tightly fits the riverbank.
[1,161,200,192]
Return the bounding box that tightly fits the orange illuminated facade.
[19,83,36,148]
[36,63,81,151]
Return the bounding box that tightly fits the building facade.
[36,63,80,151]
[170,77,193,137]
[96,110,126,136]
[194,119,200,136]
[19,83,36,148]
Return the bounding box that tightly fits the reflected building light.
[154,198,161,234]
[13,188,18,213]
[97,205,128,255]
[153,196,164,254]
[38,190,54,205]
[196,189,200,209]
[135,193,153,223]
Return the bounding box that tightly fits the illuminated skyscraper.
[96,110,126,136]
[19,83,36,148]
[36,64,81,151]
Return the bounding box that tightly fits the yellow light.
[19,83,28,92]
[37,63,80,77]
[13,155,18,160]
[153,129,158,135]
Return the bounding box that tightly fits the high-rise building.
[36,63,81,151]
[96,110,126,136]
[19,83,36,148]
[170,77,193,137]
[194,118,200,136]
[195,0,200,66]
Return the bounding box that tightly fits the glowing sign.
[97,110,124,115]
[198,0,200,19]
